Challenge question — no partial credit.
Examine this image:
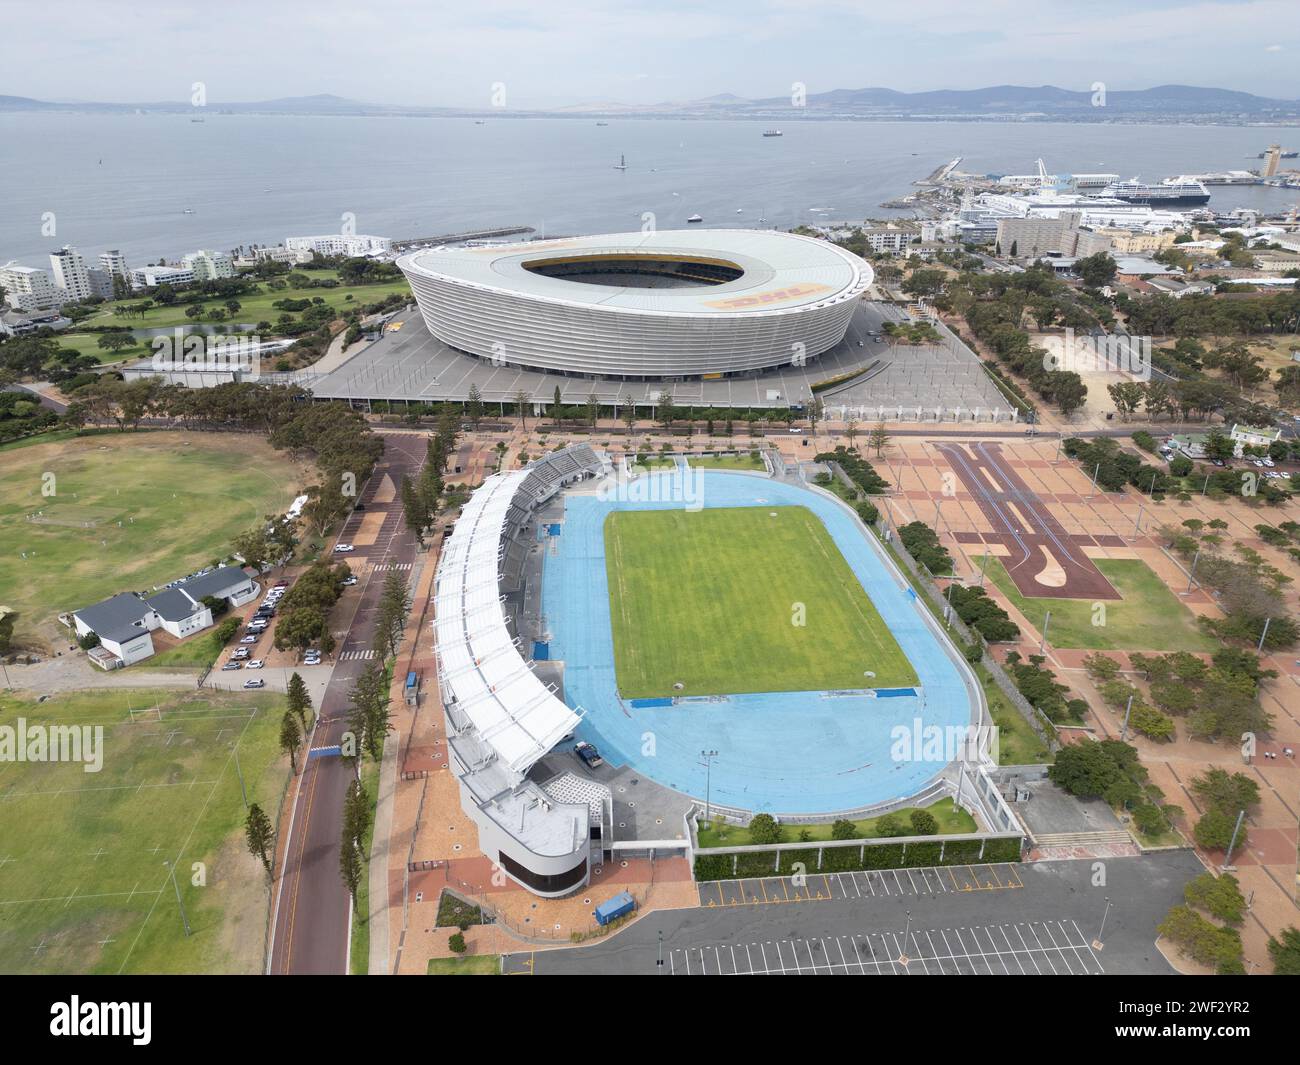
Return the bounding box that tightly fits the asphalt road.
[505,850,1203,975]
[267,431,426,975]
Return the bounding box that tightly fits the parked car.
[243,678,266,689]
[221,662,242,671]
[240,635,258,644]
[341,576,358,587]
[231,648,250,660]
[246,659,264,669]
[574,741,604,769]
[333,543,354,553]
[274,579,289,589]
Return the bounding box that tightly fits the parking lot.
[665,918,1103,975]
[696,863,1024,908]
[506,852,1203,975]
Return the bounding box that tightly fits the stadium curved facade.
[397,230,872,379]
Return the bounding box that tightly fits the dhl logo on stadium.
[704,283,834,310]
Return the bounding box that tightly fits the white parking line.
[669,919,1103,975]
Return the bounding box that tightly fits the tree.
[656,390,675,428]
[585,391,599,428]
[830,818,857,840]
[1193,807,1240,852]
[866,422,891,458]
[346,661,391,763]
[96,332,135,354]
[1050,370,1088,416]
[909,809,938,835]
[339,824,362,902]
[465,383,483,428]
[279,710,302,775]
[1204,429,1235,463]
[342,776,371,855]
[1048,739,1138,799]
[1107,381,1145,420]
[620,393,637,434]
[550,385,562,425]
[844,417,859,449]
[375,570,410,659]
[232,525,273,574]
[1268,926,1300,975]
[244,803,274,877]
[747,813,780,845]
[448,932,467,954]
[400,473,430,546]
[1184,872,1245,925]
[874,813,906,837]
[1190,768,1260,819]
[1075,252,1118,288]
[286,671,313,733]
[514,388,531,429]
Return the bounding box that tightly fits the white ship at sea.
[1099,178,1210,206]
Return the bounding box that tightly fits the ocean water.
[0,113,1296,264]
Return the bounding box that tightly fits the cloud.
[2,0,1298,105]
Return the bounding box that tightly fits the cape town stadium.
[396,230,873,379]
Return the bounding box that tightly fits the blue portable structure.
[593,891,636,926]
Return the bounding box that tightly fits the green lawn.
[53,332,150,365]
[688,454,765,471]
[980,556,1218,652]
[696,798,976,848]
[0,687,291,974]
[81,270,411,331]
[427,954,501,975]
[138,627,230,670]
[0,431,302,648]
[604,505,916,697]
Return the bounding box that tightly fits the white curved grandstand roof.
[398,229,870,316]
[434,470,580,774]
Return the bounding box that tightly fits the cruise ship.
[1099,178,1210,206]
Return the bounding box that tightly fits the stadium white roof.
[433,470,580,775]
[398,229,870,316]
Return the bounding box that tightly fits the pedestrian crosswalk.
[370,562,412,572]
[339,649,377,661]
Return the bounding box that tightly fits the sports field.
[0,431,306,648]
[604,505,916,697]
[980,555,1218,652]
[0,687,291,974]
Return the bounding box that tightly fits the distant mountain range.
[2,84,1298,121]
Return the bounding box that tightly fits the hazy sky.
[4,0,1297,107]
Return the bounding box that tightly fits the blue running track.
[541,471,974,815]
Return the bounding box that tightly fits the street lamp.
[1094,896,1111,950]
[699,750,719,825]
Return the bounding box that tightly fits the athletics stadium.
[434,445,997,898]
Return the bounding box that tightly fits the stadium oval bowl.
[397,229,873,379]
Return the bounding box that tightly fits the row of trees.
[1159,528,1298,649]
[400,409,461,546]
[1086,647,1277,744]
[272,560,352,654]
